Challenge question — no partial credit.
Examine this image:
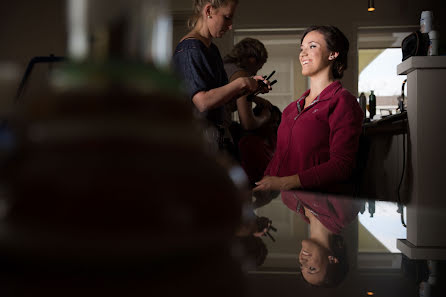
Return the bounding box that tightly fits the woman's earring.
[207,15,212,19]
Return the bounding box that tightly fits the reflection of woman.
[281,190,360,286]
[173,0,270,150]
[253,26,363,192]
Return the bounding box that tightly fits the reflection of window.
[359,201,406,254]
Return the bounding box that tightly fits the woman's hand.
[253,175,301,192]
[253,226,270,238]
[253,176,282,191]
[236,76,272,96]
[252,75,272,94]
[236,77,259,94]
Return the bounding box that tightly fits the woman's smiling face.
[299,239,330,285]
[299,30,334,77]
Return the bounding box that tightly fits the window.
[358,49,407,117]
[357,27,416,117]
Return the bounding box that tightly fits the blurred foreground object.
[0,1,245,296]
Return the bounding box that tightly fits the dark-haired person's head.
[224,38,268,75]
[300,25,349,79]
[298,235,348,287]
[237,235,268,268]
[253,103,281,137]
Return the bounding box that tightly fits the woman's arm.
[229,70,272,130]
[174,41,269,112]
[192,76,259,112]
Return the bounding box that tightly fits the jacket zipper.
[276,95,321,175]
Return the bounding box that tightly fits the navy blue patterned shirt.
[173,39,228,126]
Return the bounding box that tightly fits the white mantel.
[397,56,446,75]
[396,56,446,260]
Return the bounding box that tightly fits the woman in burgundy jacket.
[254,25,364,286]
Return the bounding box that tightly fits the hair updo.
[187,0,239,30]
[223,38,268,69]
[301,25,349,79]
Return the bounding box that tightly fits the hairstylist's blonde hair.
[187,0,239,29]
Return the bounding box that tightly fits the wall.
[0,0,66,65]
[0,0,66,109]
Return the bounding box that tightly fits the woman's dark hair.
[300,25,349,79]
[237,236,268,267]
[323,234,349,287]
[223,38,268,70]
[299,234,349,288]
[253,103,281,143]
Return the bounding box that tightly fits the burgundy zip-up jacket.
[264,81,364,191]
[281,190,361,234]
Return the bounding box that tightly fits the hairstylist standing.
[173,0,271,151]
[253,26,363,192]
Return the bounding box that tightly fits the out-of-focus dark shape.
[1,77,244,295]
[235,235,268,269]
[0,0,246,296]
[14,55,66,104]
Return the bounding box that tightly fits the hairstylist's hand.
[252,75,272,94]
[236,77,260,94]
[253,223,271,238]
